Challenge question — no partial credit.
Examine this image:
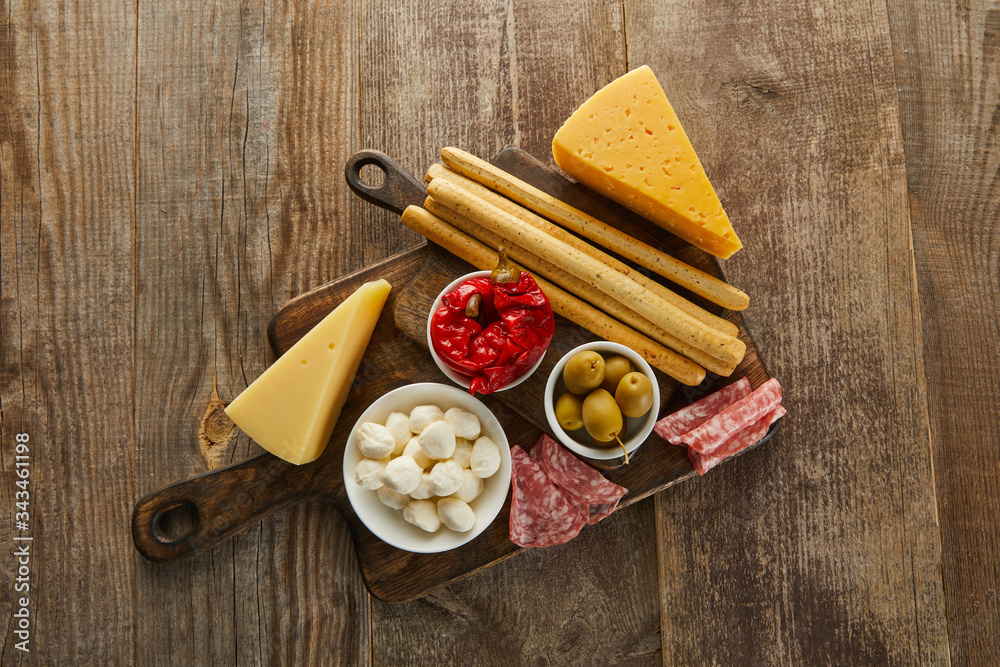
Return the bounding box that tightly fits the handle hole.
[152,500,200,544]
[359,163,387,188]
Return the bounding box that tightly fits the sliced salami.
[530,435,628,525]
[688,405,786,475]
[680,378,782,454]
[509,446,586,548]
[653,378,751,444]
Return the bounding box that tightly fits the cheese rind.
[225,279,391,465]
[552,66,742,259]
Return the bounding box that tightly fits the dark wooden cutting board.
[132,148,776,603]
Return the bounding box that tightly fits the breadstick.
[426,163,738,337]
[426,178,746,366]
[424,198,738,377]
[440,147,749,311]
[400,205,706,386]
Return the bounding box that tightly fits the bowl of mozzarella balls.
[343,382,511,553]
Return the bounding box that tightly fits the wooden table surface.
[1,0,998,664]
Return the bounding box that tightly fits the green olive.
[600,355,633,393]
[563,351,606,395]
[582,389,623,444]
[554,392,585,431]
[615,372,654,418]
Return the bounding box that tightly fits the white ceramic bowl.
[426,271,547,392]
[544,342,660,461]
[343,382,512,553]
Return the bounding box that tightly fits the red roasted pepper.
[430,251,555,395]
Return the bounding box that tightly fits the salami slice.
[680,378,782,454]
[530,435,628,525]
[688,405,786,475]
[653,378,751,444]
[509,446,586,548]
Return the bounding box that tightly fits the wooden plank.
[0,3,44,660]
[131,0,246,661]
[131,0,369,663]
[887,0,1000,662]
[623,0,951,663]
[262,1,375,663]
[358,0,663,660]
[4,0,981,659]
[370,499,663,665]
[0,0,137,662]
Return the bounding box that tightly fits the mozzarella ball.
[471,437,502,479]
[356,422,396,459]
[409,405,444,434]
[402,499,440,532]
[409,472,434,500]
[418,420,457,460]
[451,469,484,503]
[452,439,473,469]
[444,407,481,440]
[438,498,476,533]
[354,457,389,490]
[385,412,411,455]
[382,456,423,495]
[376,486,409,510]
[428,460,465,496]
[402,437,433,469]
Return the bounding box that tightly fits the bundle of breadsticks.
[401,147,750,387]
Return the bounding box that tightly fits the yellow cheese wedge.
[552,66,742,259]
[225,279,391,465]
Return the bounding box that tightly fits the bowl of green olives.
[544,342,660,462]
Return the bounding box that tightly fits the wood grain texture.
[132,0,255,661]
[0,1,137,663]
[130,0,369,664]
[1,0,995,661]
[888,0,1000,662]
[371,499,663,666]
[263,5,374,661]
[625,0,950,663]
[0,7,41,661]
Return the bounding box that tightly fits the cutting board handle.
[132,452,321,562]
[344,150,427,215]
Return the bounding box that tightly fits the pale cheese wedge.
[553,65,742,259]
[225,279,391,465]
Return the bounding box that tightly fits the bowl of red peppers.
[427,250,555,395]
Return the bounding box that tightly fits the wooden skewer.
[440,147,750,311]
